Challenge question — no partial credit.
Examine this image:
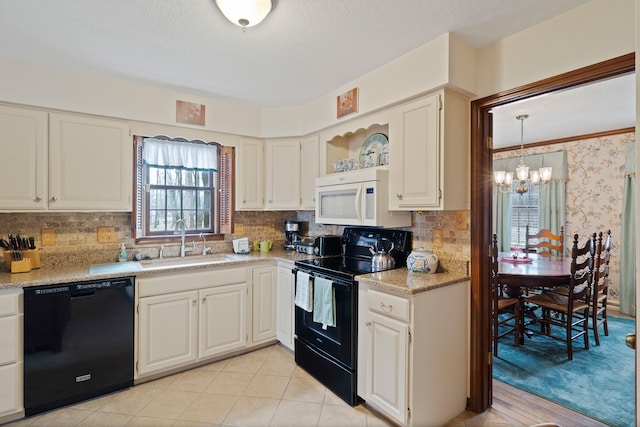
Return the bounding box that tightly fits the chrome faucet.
[174,219,192,257]
[200,233,212,256]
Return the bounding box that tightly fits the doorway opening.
[468,53,635,412]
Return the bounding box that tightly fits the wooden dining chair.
[523,233,595,360]
[491,234,521,356]
[525,225,565,257]
[591,230,611,346]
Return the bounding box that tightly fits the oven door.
[294,271,357,368]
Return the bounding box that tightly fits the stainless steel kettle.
[369,238,395,272]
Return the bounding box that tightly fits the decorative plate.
[359,133,389,165]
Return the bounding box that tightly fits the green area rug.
[493,315,635,427]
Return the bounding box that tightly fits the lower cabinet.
[136,267,251,379]
[250,266,277,344]
[200,284,247,358]
[276,261,295,350]
[0,288,23,423]
[359,281,469,427]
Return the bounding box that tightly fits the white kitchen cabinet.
[0,288,23,423]
[137,290,199,376]
[236,137,264,210]
[0,105,48,210]
[200,284,247,357]
[301,135,319,209]
[276,261,295,350]
[388,89,469,210]
[49,113,132,210]
[251,266,277,344]
[0,106,132,212]
[265,138,301,210]
[136,267,249,379]
[358,281,469,427]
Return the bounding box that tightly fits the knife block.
[3,249,40,273]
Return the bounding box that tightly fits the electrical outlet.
[41,228,55,246]
[97,226,115,243]
[433,229,443,248]
[455,211,468,230]
[235,223,244,234]
[266,221,275,232]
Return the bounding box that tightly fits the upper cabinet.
[49,113,131,211]
[265,138,301,210]
[0,105,48,210]
[235,137,264,210]
[300,135,319,210]
[388,89,469,211]
[0,106,132,212]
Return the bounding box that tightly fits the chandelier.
[214,0,274,28]
[494,114,552,195]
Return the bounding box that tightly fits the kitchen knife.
[28,237,35,250]
[0,239,9,250]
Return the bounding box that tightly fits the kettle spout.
[369,246,376,255]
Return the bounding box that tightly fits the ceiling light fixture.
[494,114,552,195]
[214,0,274,28]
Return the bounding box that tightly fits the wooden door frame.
[468,53,635,412]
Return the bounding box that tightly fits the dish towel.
[294,271,313,312]
[313,277,336,330]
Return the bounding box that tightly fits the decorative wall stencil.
[176,100,205,126]
[337,88,358,118]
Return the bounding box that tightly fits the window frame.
[132,136,234,244]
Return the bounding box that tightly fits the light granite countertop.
[0,250,314,289]
[0,250,468,295]
[356,268,469,295]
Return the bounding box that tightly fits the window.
[510,191,539,249]
[134,136,234,241]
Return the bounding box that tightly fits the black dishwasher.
[24,277,135,416]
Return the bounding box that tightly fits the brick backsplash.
[0,210,470,273]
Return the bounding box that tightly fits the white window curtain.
[620,140,635,316]
[142,137,218,171]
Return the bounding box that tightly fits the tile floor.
[6,344,395,427]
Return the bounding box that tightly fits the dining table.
[497,252,572,296]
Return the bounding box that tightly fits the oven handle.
[293,268,352,288]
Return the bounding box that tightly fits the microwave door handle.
[355,186,363,222]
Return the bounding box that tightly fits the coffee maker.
[284,221,301,251]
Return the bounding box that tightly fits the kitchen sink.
[138,254,232,270]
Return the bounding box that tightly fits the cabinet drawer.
[367,289,409,322]
[0,289,22,317]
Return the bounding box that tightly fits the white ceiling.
[0,0,633,144]
[0,0,590,108]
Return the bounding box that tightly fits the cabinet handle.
[380,302,393,312]
[365,321,372,326]
[268,200,272,203]
[51,196,58,202]
[201,297,206,303]
[396,193,403,200]
[193,299,198,305]
[34,196,42,202]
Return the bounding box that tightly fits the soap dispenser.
[118,242,129,262]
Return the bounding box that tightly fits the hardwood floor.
[444,380,610,427]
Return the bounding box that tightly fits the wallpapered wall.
[494,132,634,306]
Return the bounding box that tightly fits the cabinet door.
[138,291,198,377]
[276,265,294,350]
[0,363,22,417]
[366,310,409,425]
[0,105,47,210]
[49,113,132,210]
[236,138,264,210]
[199,284,247,358]
[389,93,440,209]
[265,139,301,209]
[252,266,277,344]
[301,135,319,210]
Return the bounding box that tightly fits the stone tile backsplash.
[0,209,470,274]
